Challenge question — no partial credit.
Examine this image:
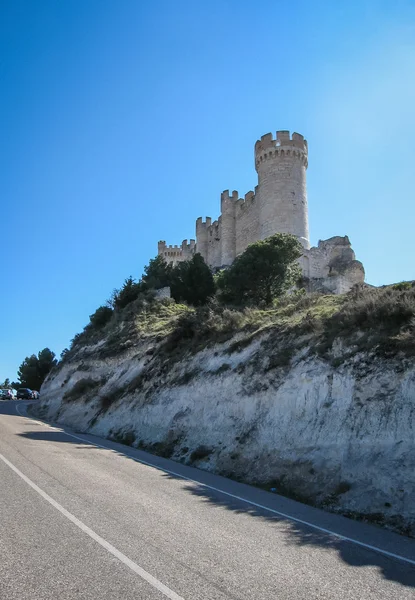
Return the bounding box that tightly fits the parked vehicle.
[17,388,34,400]
[1,389,17,399]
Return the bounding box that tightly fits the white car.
[1,389,17,400]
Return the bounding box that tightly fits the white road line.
[0,451,185,600]
[15,403,415,568]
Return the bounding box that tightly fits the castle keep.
[158,130,364,294]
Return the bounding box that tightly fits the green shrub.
[391,281,414,291]
[216,233,303,305]
[109,277,146,310]
[60,348,70,361]
[142,255,172,289]
[166,303,245,351]
[89,306,113,328]
[170,253,215,306]
[63,378,101,402]
[325,287,415,334]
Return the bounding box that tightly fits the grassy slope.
[61,283,415,372]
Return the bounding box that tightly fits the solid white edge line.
[0,449,185,600]
[15,402,415,568]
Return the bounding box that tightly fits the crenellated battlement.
[235,190,256,213]
[180,238,196,251]
[158,238,196,264]
[221,189,239,201]
[255,130,307,152]
[196,216,212,229]
[254,130,308,169]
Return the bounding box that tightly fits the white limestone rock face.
[39,334,415,536]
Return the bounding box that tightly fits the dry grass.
[67,283,415,366]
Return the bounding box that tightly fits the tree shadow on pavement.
[17,429,415,589]
[159,475,415,589]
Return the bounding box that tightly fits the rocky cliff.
[38,287,415,536]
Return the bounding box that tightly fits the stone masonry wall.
[235,191,258,258]
[207,218,222,267]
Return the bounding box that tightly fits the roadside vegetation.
[1,348,57,392]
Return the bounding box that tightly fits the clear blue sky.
[1,0,415,382]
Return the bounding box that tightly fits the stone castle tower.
[255,131,309,249]
[158,129,364,294]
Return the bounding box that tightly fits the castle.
[158,130,364,294]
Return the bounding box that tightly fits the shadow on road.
[162,472,415,589]
[16,427,415,589]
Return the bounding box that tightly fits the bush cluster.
[325,285,415,336]
[166,302,245,351]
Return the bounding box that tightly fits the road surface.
[0,400,414,599]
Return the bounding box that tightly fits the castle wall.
[207,218,222,268]
[195,218,210,263]
[235,190,258,257]
[220,191,237,266]
[202,189,259,267]
[157,240,195,266]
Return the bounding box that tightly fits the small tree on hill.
[216,233,303,305]
[60,348,70,361]
[108,276,144,310]
[17,355,39,389]
[89,305,113,328]
[170,253,215,306]
[142,255,172,289]
[37,348,58,383]
[107,258,172,311]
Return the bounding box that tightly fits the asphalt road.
[1,400,414,599]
